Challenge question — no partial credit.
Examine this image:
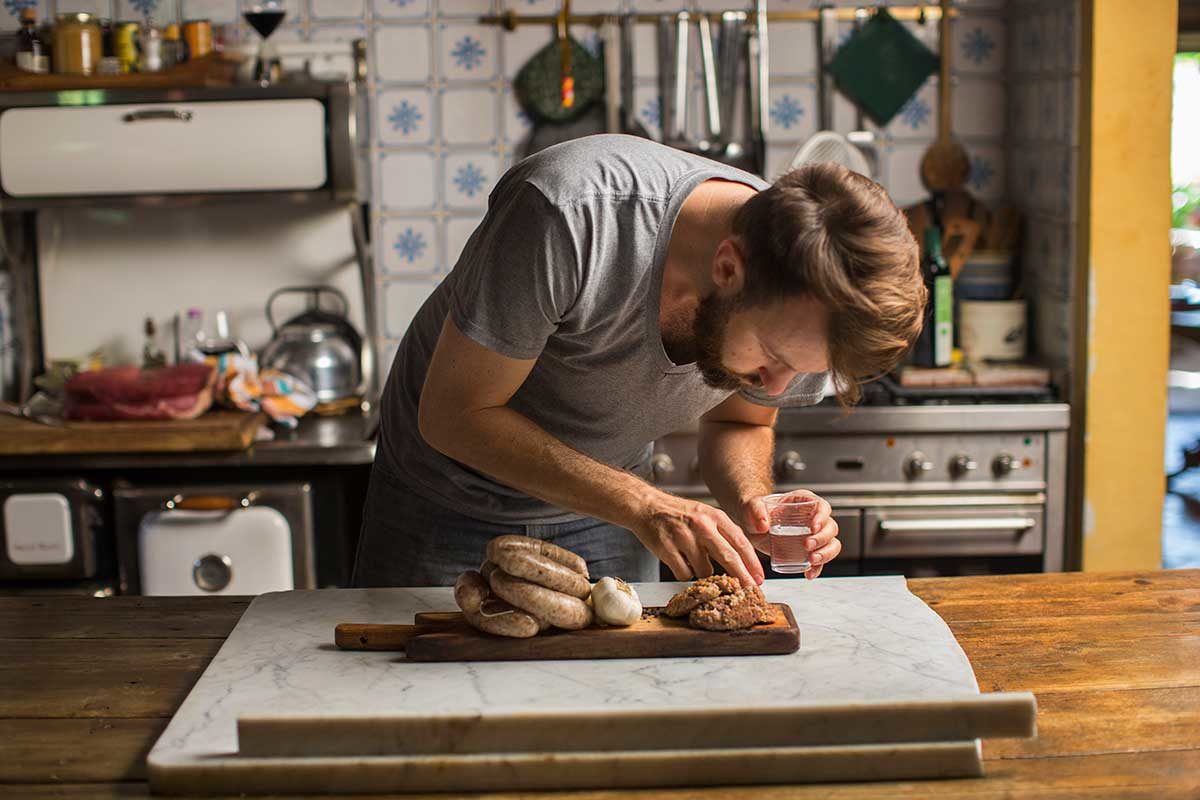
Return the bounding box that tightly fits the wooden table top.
[2,569,1198,798]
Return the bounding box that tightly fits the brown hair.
[731,162,925,405]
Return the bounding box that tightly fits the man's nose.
[758,366,794,396]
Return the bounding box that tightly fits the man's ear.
[712,237,747,294]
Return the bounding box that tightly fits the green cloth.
[828,9,939,127]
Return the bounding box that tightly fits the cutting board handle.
[335,622,458,651]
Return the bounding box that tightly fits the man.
[353,135,924,588]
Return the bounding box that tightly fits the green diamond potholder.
[514,36,605,124]
[827,9,939,127]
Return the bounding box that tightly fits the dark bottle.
[15,8,48,73]
[912,226,954,368]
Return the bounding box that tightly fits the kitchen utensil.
[618,13,650,137]
[336,604,800,661]
[920,0,970,192]
[744,9,766,174]
[827,7,938,127]
[961,300,1027,362]
[698,12,721,144]
[716,11,744,143]
[845,8,879,178]
[957,250,1015,300]
[0,398,62,427]
[260,286,362,404]
[943,216,983,279]
[0,409,262,455]
[514,31,603,123]
[656,12,691,146]
[601,17,620,133]
[985,207,1021,250]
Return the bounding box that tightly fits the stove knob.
[776,450,807,480]
[905,452,935,479]
[993,453,1022,477]
[950,454,978,478]
[650,453,675,483]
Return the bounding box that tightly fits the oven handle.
[164,493,259,512]
[878,517,1037,533]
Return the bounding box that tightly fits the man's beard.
[693,291,757,391]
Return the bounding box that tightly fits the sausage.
[487,540,592,599]
[453,570,489,614]
[487,566,594,630]
[464,598,542,638]
[479,562,551,631]
[487,534,589,578]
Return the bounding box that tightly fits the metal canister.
[114,21,140,73]
[182,19,212,60]
[52,12,102,76]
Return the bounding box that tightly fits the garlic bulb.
[591,577,642,627]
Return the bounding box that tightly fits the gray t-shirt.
[377,135,827,524]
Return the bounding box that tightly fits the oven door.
[863,505,1044,558]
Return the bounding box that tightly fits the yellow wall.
[1080,1,1176,570]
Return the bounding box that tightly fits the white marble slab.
[148,576,1015,794]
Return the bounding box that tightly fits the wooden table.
[2,570,1198,798]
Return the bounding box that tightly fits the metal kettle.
[260,286,363,403]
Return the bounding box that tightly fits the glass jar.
[53,12,102,76]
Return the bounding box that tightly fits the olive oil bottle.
[913,226,953,367]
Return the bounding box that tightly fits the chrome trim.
[774,404,1070,435]
[878,517,1037,533]
[122,108,193,123]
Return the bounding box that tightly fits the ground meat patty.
[664,575,742,618]
[689,586,775,631]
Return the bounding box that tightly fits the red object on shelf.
[64,363,216,421]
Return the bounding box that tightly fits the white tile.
[311,0,364,19]
[379,216,440,275]
[383,277,442,338]
[0,1,49,31]
[437,0,492,17]
[628,0,685,10]
[355,150,372,200]
[769,21,817,77]
[766,82,817,143]
[964,142,1004,207]
[379,151,438,210]
[445,213,486,267]
[443,152,499,209]
[766,143,800,182]
[502,87,534,144]
[952,15,1004,75]
[377,88,434,145]
[372,0,428,19]
[572,0,620,11]
[117,0,177,23]
[882,142,930,209]
[633,83,662,141]
[504,23,552,81]
[1036,79,1062,144]
[950,77,1004,139]
[439,23,498,81]
[378,337,401,372]
[632,19,658,80]
[307,22,366,80]
[375,24,432,82]
[885,76,936,140]
[507,0,555,12]
[56,0,113,18]
[441,86,499,146]
[180,0,235,22]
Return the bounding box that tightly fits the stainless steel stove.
[650,404,1070,578]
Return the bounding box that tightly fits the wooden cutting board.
[0,411,264,455]
[335,604,800,662]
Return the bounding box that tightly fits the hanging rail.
[480,6,956,30]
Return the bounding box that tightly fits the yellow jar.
[114,22,140,74]
[53,12,102,76]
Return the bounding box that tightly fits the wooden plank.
[0,411,262,456]
[0,719,164,783]
[0,639,222,718]
[337,604,800,661]
[0,597,249,640]
[6,749,1200,799]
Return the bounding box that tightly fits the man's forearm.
[697,420,776,516]
[423,405,667,530]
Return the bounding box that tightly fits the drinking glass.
[761,493,819,574]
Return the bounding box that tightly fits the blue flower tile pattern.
[453,163,487,198]
[130,0,159,15]
[390,0,415,5]
[450,36,486,71]
[3,0,34,16]
[899,96,931,130]
[640,97,661,129]
[393,227,428,263]
[770,94,805,130]
[962,27,996,66]
[387,100,423,135]
[968,156,994,192]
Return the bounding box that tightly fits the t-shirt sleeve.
[448,182,580,360]
[738,371,831,408]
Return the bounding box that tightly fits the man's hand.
[629,495,765,587]
[739,490,841,580]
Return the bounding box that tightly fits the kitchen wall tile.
[355,149,372,201]
[503,22,551,81]
[382,277,442,338]
[952,77,1005,138]
[443,151,499,210]
[445,213,486,267]
[953,15,1004,75]
[633,83,662,141]
[236,0,304,25]
[311,0,364,20]
[116,0,177,23]
[885,77,936,141]
[964,142,1005,207]
[441,86,499,146]
[883,142,929,209]
[0,1,49,31]
[769,22,817,78]
[766,82,817,143]
[632,18,659,80]
[377,88,434,145]
[379,151,437,210]
[502,87,534,144]
[628,0,686,11]
[375,24,433,83]
[766,143,799,182]
[437,0,492,18]
[379,337,401,375]
[378,216,440,275]
[180,0,235,23]
[372,0,428,20]
[439,22,498,82]
[56,0,113,18]
[307,23,367,81]
[573,0,621,12]
[510,0,556,13]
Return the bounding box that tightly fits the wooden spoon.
[920,0,970,192]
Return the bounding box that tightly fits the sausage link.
[453,570,490,614]
[488,534,589,578]
[487,541,592,599]
[463,598,542,638]
[488,566,593,630]
[479,562,550,630]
